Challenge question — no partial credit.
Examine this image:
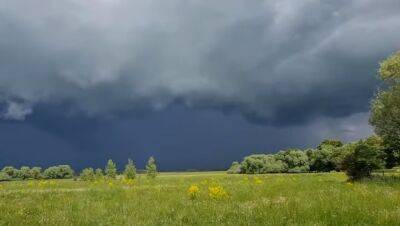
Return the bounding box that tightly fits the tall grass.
[0,172,399,225]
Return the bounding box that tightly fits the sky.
[0,0,400,171]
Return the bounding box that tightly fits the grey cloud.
[1,101,32,120]
[0,0,399,125]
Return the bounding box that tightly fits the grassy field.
[1,172,400,225]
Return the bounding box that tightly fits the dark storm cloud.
[0,0,400,125]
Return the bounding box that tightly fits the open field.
[1,172,400,225]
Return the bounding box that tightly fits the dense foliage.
[43,165,74,179]
[370,51,400,167]
[80,168,95,181]
[342,140,385,180]
[230,138,386,180]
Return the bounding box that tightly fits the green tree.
[105,159,117,179]
[1,166,19,178]
[370,51,400,167]
[43,165,74,179]
[317,139,343,149]
[30,167,42,179]
[95,168,104,179]
[227,161,242,174]
[124,159,137,179]
[80,168,95,181]
[240,154,288,174]
[19,166,31,180]
[146,156,157,178]
[275,149,310,173]
[342,140,385,181]
[0,172,11,181]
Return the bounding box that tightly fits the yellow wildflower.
[187,184,200,199]
[208,185,228,200]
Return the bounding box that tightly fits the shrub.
[307,146,337,172]
[241,154,268,174]
[240,155,287,174]
[275,149,310,173]
[19,166,31,180]
[43,165,74,179]
[105,159,117,179]
[262,156,288,173]
[95,168,104,179]
[146,156,157,178]
[124,159,136,179]
[0,172,11,181]
[80,168,95,181]
[30,167,42,179]
[1,166,19,178]
[227,161,242,174]
[342,140,385,181]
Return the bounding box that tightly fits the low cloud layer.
[1,0,400,125]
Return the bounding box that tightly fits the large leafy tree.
[370,51,400,167]
[342,140,385,181]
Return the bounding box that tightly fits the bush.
[19,166,31,180]
[342,140,385,181]
[0,172,11,181]
[227,161,242,174]
[240,155,288,174]
[241,154,267,174]
[307,146,337,172]
[261,155,288,173]
[80,168,95,181]
[1,166,19,178]
[30,167,42,179]
[146,157,157,178]
[105,159,117,179]
[43,165,74,179]
[95,168,104,179]
[275,149,310,173]
[124,159,136,179]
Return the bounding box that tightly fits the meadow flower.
[27,181,34,187]
[49,181,56,186]
[347,182,353,186]
[187,184,200,199]
[108,182,114,187]
[208,185,228,200]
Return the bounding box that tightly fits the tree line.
[0,157,158,181]
[228,137,384,180]
[229,51,400,181]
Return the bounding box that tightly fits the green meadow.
[1,172,400,225]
